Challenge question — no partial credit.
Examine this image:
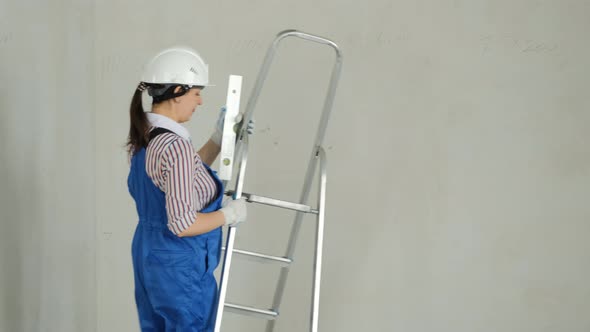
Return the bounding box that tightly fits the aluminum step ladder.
[214,29,343,332]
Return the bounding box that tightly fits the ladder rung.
[221,247,292,267]
[225,302,278,320]
[226,190,319,214]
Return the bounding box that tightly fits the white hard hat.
[141,46,212,86]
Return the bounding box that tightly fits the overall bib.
[128,128,223,332]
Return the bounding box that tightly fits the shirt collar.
[146,113,191,141]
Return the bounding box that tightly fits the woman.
[126,46,249,331]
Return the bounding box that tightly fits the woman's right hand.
[220,196,247,227]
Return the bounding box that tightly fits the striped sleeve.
[161,138,198,235]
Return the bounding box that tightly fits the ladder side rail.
[310,147,327,332]
[214,137,250,332]
[266,31,342,332]
[266,150,319,332]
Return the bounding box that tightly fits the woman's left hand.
[210,106,255,146]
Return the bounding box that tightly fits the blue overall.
[128,129,223,332]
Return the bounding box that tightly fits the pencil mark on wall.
[231,39,264,53]
[355,30,409,48]
[479,34,558,55]
[376,31,395,47]
[0,31,13,46]
[522,41,557,53]
[230,30,408,53]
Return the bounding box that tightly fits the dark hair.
[126,88,149,155]
[126,84,204,155]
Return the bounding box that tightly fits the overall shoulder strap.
[148,127,175,142]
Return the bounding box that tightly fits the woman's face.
[174,87,203,123]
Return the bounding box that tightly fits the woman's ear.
[172,86,183,103]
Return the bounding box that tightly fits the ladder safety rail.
[225,190,320,215]
[214,29,342,332]
[236,29,343,158]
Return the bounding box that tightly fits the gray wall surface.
[0,1,96,331]
[1,0,589,331]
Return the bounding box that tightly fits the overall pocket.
[143,249,207,324]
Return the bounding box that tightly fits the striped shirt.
[145,113,218,235]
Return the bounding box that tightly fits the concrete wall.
[1,1,589,331]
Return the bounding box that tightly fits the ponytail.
[126,86,150,155]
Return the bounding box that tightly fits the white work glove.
[219,196,247,227]
[210,106,255,147]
